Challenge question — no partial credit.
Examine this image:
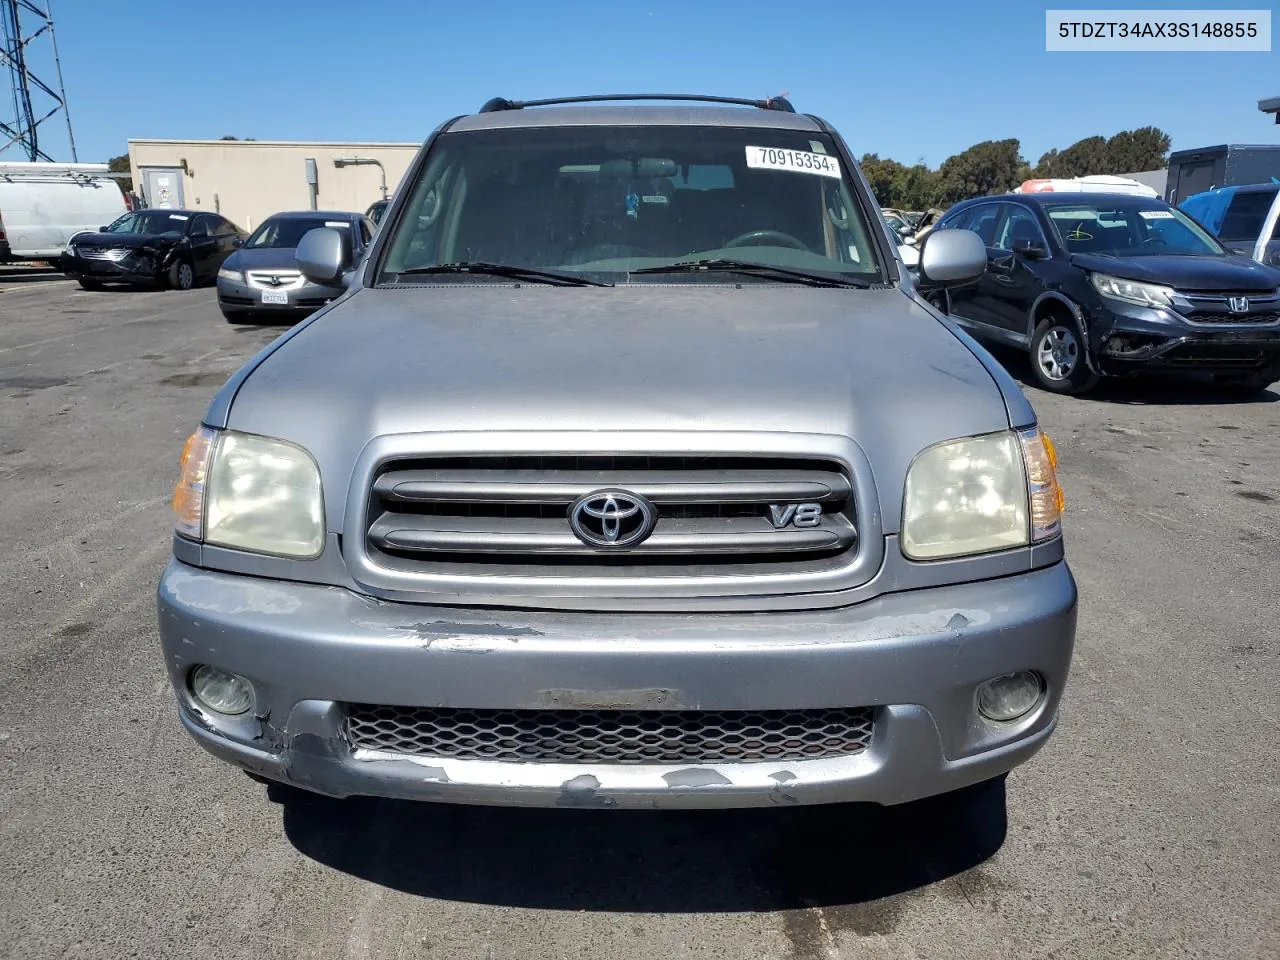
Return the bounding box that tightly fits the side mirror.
[916,228,986,287]
[1013,238,1047,260]
[98,225,108,233]
[295,227,350,285]
[231,238,243,248]
[896,224,913,238]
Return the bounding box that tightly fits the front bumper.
[217,276,339,313]
[61,251,162,284]
[157,558,1077,809]
[1092,301,1280,375]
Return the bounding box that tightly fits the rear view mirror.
[598,158,678,179]
[295,227,350,285]
[916,229,986,286]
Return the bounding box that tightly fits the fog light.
[976,671,1044,722]
[190,665,252,715]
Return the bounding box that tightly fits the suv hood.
[1070,252,1280,291]
[224,286,1013,531]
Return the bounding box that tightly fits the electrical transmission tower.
[1,0,76,161]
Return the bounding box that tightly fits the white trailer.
[0,162,129,261]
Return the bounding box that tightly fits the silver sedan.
[216,210,374,324]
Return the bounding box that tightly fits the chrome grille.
[75,246,128,261]
[246,269,305,291]
[365,455,857,573]
[346,703,876,764]
[1180,292,1280,326]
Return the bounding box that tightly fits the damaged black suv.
[932,192,1280,395]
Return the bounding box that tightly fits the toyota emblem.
[568,489,657,548]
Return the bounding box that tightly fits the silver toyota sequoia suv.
[159,94,1078,809]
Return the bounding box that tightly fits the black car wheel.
[1029,317,1099,395]
[169,260,195,291]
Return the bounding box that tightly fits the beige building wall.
[127,139,422,232]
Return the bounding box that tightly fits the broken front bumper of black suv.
[1088,293,1280,378]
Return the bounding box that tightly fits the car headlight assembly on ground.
[172,426,325,558]
[902,427,1063,560]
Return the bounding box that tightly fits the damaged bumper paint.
[157,558,1077,809]
[1089,300,1280,376]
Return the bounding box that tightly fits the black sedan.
[62,209,247,291]
[929,193,1280,395]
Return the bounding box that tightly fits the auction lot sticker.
[746,146,841,178]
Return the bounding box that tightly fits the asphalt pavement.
[1,266,1277,959]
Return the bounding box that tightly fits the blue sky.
[12,0,1279,168]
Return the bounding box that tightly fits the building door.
[143,168,185,209]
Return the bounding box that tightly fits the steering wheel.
[724,229,808,251]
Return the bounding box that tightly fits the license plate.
[260,290,289,305]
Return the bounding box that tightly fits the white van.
[0,162,128,261]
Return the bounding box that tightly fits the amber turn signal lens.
[1018,427,1064,541]
[172,426,217,539]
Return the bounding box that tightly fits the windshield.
[378,125,883,283]
[246,217,351,249]
[1044,200,1225,257]
[105,211,189,236]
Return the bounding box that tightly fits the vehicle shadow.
[0,265,65,284]
[985,344,1279,406]
[277,776,1007,912]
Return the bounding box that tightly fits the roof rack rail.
[478,93,796,114]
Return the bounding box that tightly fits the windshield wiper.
[630,258,874,288]
[392,261,612,287]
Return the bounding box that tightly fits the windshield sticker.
[324,221,351,228]
[641,195,668,205]
[746,146,841,179]
[167,214,189,220]
[1138,210,1175,219]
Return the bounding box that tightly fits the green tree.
[1043,135,1110,178]
[1036,127,1172,177]
[107,152,132,192]
[897,161,943,210]
[1106,126,1171,172]
[859,153,906,207]
[937,139,1025,204]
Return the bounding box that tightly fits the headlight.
[217,266,242,282]
[172,427,324,558]
[901,428,1063,560]
[1089,272,1173,307]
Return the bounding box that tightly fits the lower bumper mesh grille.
[345,703,876,764]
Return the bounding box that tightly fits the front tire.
[1029,317,1099,395]
[169,260,195,291]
